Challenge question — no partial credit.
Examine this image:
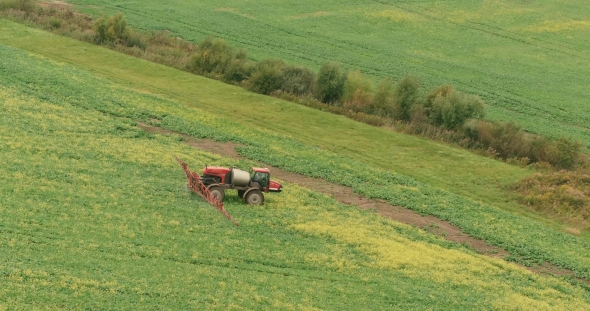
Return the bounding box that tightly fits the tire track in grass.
[137,122,589,285]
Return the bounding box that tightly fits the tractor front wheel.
[209,186,225,202]
[245,190,264,205]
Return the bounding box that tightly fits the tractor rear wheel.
[209,186,225,202]
[245,190,264,205]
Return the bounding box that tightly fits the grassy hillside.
[68,0,590,146]
[2,19,590,279]
[2,35,590,309]
[0,19,531,217]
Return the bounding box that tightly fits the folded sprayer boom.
[176,157,240,226]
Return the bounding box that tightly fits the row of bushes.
[182,32,586,221]
[186,38,486,127]
[0,1,198,69]
[186,37,586,169]
[0,2,585,169]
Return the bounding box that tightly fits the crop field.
[68,0,590,146]
[2,19,590,280]
[2,31,590,309]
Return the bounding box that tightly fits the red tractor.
[200,166,282,205]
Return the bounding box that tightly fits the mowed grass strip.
[2,44,590,310]
[67,0,590,146]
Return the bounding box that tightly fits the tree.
[186,37,250,84]
[428,85,485,129]
[372,78,396,117]
[342,70,373,112]
[280,66,316,96]
[392,75,420,121]
[94,13,129,44]
[248,59,286,95]
[315,61,345,104]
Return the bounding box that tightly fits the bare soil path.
[138,122,587,282]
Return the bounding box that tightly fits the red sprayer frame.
[175,157,239,226]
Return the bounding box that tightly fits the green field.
[68,0,590,146]
[3,18,590,275]
[3,24,590,308]
[3,0,590,305]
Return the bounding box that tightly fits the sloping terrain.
[2,20,590,279]
[68,0,590,146]
[2,34,590,309]
[2,19,590,308]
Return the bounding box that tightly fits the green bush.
[463,119,583,169]
[372,78,396,118]
[48,17,61,29]
[247,59,286,95]
[94,13,129,44]
[468,120,526,158]
[392,75,421,121]
[551,137,582,170]
[428,87,485,129]
[342,70,374,113]
[315,61,345,104]
[425,84,454,106]
[124,29,146,49]
[186,37,250,84]
[280,66,316,96]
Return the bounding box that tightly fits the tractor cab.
[251,167,282,193]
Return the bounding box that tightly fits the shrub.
[468,120,526,159]
[48,17,61,29]
[186,37,250,84]
[247,59,286,95]
[372,78,396,118]
[280,66,316,96]
[223,52,252,84]
[429,87,485,129]
[409,104,429,124]
[424,84,454,107]
[463,119,584,169]
[342,70,374,113]
[124,29,145,49]
[392,75,421,121]
[272,90,385,127]
[94,13,129,45]
[315,61,345,104]
[551,138,582,170]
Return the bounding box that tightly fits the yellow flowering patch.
[288,189,589,309]
[522,20,590,33]
[365,9,421,23]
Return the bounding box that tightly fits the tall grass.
[514,169,590,230]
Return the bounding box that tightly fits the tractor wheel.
[237,190,246,198]
[245,190,264,205]
[209,186,225,202]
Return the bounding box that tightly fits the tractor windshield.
[251,171,269,188]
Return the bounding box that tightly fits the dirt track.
[138,122,586,281]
